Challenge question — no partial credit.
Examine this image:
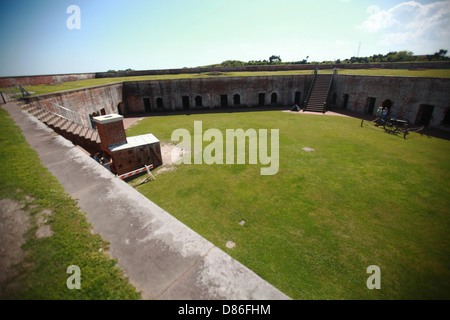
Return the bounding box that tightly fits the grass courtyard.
[127,110,450,299]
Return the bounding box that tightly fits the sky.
[0,0,449,76]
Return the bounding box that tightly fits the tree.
[269,55,282,64]
[438,49,448,57]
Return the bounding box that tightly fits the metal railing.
[323,68,338,112]
[48,102,84,126]
[0,91,20,103]
[303,68,318,108]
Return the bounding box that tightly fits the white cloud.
[357,1,450,50]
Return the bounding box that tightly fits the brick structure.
[108,134,162,175]
[94,114,127,153]
[93,114,162,175]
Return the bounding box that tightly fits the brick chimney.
[93,114,127,153]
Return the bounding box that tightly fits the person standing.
[376,106,383,119]
[382,107,388,120]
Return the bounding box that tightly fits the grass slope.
[0,107,140,299]
[127,111,450,299]
[1,68,449,96]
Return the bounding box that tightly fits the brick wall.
[111,142,162,175]
[123,75,311,112]
[331,75,450,129]
[0,73,96,88]
[24,83,123,128]
[94,116,127,153]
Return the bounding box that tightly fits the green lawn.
[127,111,450,299]
[0,107,140,299]
[2,68,449,96]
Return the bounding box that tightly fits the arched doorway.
[382,99,392,111]
[117,102,126,115]
[233,94,240,106]
[195,96,203,107]
[271,92,278,104]
[415,104,435,126]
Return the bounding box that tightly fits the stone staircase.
[304,73,334,113]
[22,104,102,155]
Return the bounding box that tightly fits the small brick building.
[93,114,162,175]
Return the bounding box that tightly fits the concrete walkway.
[3,102,290,300]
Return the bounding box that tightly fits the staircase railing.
[48,102,84,126]
[322,68,337,113]
[303,68,318,110]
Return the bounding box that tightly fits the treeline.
[337,49,449,64]
[201,49,449,67]
[106,68,134,72]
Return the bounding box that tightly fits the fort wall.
[0,73,96,88]
[331,75,450,129]
[95,61,450,79]
[122,75,312,113]
[23,83,123,128]
[2,61,449,88]
[21,74,450,131]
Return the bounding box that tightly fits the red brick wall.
[111,142,162,175]
[96,121,127,153]
[0,73,96,88]
[24,83,123,128]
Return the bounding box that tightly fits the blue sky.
[0,0,449,76]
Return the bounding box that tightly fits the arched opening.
[100,108,106,115]
[195,96,203,107]
[117,102,126,115]
[233,94,240,106]
[156,98,164,110]
[382,99,392,111]
[271,92,278,104]
[415,104,435,126]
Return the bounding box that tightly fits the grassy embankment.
[1,68,449,96]
[0,107,140,299]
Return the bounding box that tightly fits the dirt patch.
[156,143,185,176]
[0,199,30,296]
[161,142,184,166]
[130,143,185,187]
[36,209,53,239]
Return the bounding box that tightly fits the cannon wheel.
[383,121,398,134]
